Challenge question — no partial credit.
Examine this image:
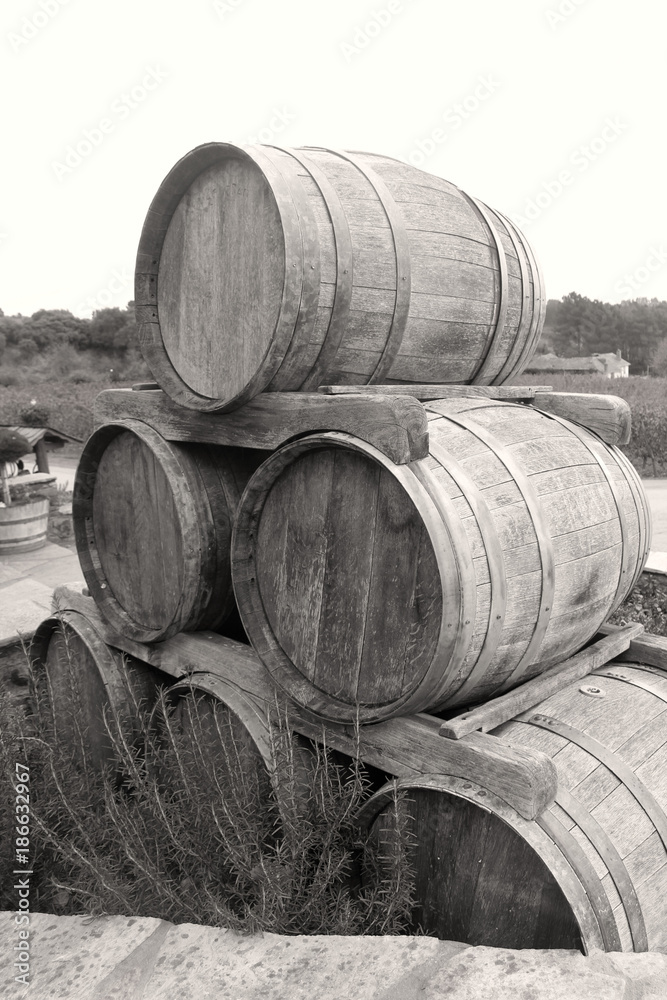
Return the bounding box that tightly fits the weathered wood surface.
[362,661,667,953]
[359,775,587,952]
[73,419,262,643]
[49,588,558,820]
[232,400,650,722]
[600,621,667,671]
[316,384,552,400]
[94,388,430,465]
[440,624,644,739]
[496,664,667,952]
[532,392,632,446]
[30,610,158,770]
[135,143,545,411]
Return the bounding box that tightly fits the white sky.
[1,0,665,317]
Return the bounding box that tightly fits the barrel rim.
[73,419,203,642]
[30,609,134,735]
[357,773,600,953]
[135,141,302,412]
[232,430,467,723]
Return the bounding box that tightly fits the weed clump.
[0,630,415,935]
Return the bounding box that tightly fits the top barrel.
[135,143,546,411]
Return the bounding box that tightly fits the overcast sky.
[1,0,665,317]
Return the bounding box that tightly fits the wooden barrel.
[155,670,317,826]
[135,143,546,412]
[0,498,49,554]
[73,419,263,642]
[232,399,650,722]
[359,663,667,953]
[30,610,158,771]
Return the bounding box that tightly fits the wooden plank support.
[439,623,644,740]
[530,392,632,446]
[599,621,667,671]
[94,388,429,465]
[316,384,552,401]
[50,587,558,819]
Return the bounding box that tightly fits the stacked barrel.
[54,142,666,952]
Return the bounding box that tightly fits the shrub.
[0,638,415,933]
[19,404,51,427]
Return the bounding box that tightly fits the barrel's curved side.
[491,210,541,383]
[262,145,354,391]
[357,774,603,952]
[425,399,645,705]
[498,666,667,952]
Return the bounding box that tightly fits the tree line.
[544,294,667,374]
[2,294,667,377]
[0,305,137,360]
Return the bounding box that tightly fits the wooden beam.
[531,392,632,446]
[599,621,667,671]
[316,384,552,401]
[50,587,557,819]
[94,389,429,465]
[439,624,644,740]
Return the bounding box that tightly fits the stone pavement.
[642,479,667,574]
[0,542,83,641]
[1,913,666,1000]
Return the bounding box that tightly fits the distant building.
[523,354,606,376]
[592,351,630,378]
[524,350,629,378]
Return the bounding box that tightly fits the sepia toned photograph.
[1,1,666,996]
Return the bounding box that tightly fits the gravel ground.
[610,572,667,636]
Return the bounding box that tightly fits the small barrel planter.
[30,610,158,771]
[358,663,667,953]
[135,142,545,411]
[232,398,650,722]
[73,419,263,642]
[0,498,49,554]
